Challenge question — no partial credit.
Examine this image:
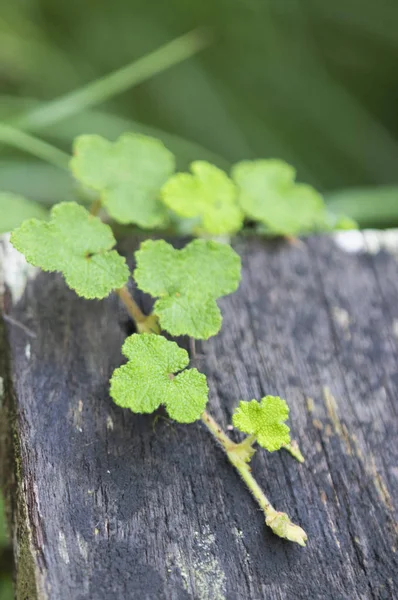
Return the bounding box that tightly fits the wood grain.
[1,232,398,599]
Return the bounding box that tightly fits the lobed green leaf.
[232,396,291,452]
[0,192,48,234]
[134,238,241,339]
[110,334,208,423]
[10,201,129,299]
[232,159,327,236]
[70,133,175,228]
[161,161,244,235]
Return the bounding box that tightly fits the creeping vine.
[7,132,356,546]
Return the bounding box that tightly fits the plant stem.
[201,410,237,451]
[89,198,102,216]
[201,410,307,546]
[0,123,70,170]
[201,411,271,509]
[243,434,257,447]
[116,286,160,334]
[116,286,147,324]
[283,440,305,463]
[12,30,208,132]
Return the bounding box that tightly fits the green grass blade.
[0,160,74,204]
[12,30,208,132]
[326,186,398,228]
[0,124,70,169]
[43,109,230,170]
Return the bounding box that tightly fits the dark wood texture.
[1,232,398,600]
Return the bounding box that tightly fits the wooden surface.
[1,232,398,600]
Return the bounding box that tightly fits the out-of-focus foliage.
[1,0,398,226]
[0,191,48,234]
[162,161,244,235]
[71,133,175,228]
[326,187,398,229]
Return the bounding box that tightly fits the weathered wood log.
[1,231,398,600]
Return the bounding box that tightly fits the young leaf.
[232,396,291,452]
[134,239,241,339]
[161,161,244,234]
[110,334,208,423]
[10,202,129,299]
[0,192,48,234]
[232,159,326,236]
[70,133,175,228]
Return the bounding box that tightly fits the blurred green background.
[1,0,398,227]
[1,2,398,593]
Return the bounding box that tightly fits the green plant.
[70,133,175,228]
[161,161,244,234]
[134,239,241,338]
[7,130,357,546]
